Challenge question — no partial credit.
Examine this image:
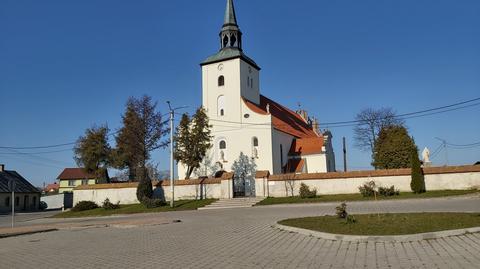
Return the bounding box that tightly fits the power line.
[322,96,480,126]
[0,142,76,150]
[207,100,480,129]
[0,148,73,155]
[1,97,479,149]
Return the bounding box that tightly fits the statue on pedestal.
[422,147,431,167]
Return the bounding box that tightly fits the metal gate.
[233,173,255,198]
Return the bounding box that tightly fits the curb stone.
[275,224,480,242]
[0,228,58,239]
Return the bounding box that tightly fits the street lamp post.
[8,179,15,228]
[166,101,188,208]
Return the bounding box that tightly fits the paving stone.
[0,196,479,268]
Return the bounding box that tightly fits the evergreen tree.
[410,146,426,193]
[372,125,417,169]
[354,107,405,156]
[114,95,168,181]
[136,166,153,202]
[74,125,111,180]
[174,108,213,179]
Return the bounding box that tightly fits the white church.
[178,0,335,179]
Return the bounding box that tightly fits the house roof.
[57,168,96,180]
[201,48,260,70]
[44,183,59,192]
[243,95,321,139]
[284,159,305,173]
[289,137,324,156]
[0,170,40,193]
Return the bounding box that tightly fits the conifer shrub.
[335,202,348,219]
[299,183,317,199]
[140,198,166,208]
[102,198,120,210]
[410,147,426,193]
[136,167,153,203]
[72,201,98,212]
[39,201,48,210]
[378,186,400,197]
[358,181,377,197]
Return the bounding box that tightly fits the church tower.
[201,0,261,124]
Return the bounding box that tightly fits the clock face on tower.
[218,64,224,71]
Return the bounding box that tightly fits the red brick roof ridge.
[242,95,320,139]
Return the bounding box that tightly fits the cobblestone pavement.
[1,196,479,268]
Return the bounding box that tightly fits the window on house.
[15,196,20,206]
[68,180,76,187]
[253,137,259,147]
[219,140,227,150]
[218,75,225,87]
[5,197,10,207]
[32,196,37,207]
[82,179,89,185]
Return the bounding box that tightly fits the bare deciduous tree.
[353,107,405,157]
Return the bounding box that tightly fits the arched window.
[217,95,226,117]
[5,196,10,207]
[218,75,225,87]
[253,137,259,147]
[218,139,227,162]
[219,140,227,149]
[252,137,259,158]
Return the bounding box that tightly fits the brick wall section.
[268,165,480,181]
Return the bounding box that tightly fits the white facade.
[177,0,335,179]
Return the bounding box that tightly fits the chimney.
[0,164,4,172]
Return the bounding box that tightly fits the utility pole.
[166,102,188,208]
[343,137,347,172]
[8,179,15,228]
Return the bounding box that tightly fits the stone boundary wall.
[72,165,480,204]
[40,193,73,209]
[73,179,224,205]
[263,165,480,197]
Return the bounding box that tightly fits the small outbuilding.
[0,164,41,213]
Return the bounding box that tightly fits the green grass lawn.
[54,199,217,218]
[256,190,479,206]
[278,213,480,236]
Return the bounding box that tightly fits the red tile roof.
[289,137,324,156]
[284,159,305,173]
[243,95,320,139]
[57,168,96,180]
[44,183,59,192]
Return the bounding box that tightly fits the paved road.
[0,210,61,228]
[1,195,479,268]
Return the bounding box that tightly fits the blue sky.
[1,0,479,187]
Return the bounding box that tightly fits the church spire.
[224,0,238,26]
[220,0,242,51]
